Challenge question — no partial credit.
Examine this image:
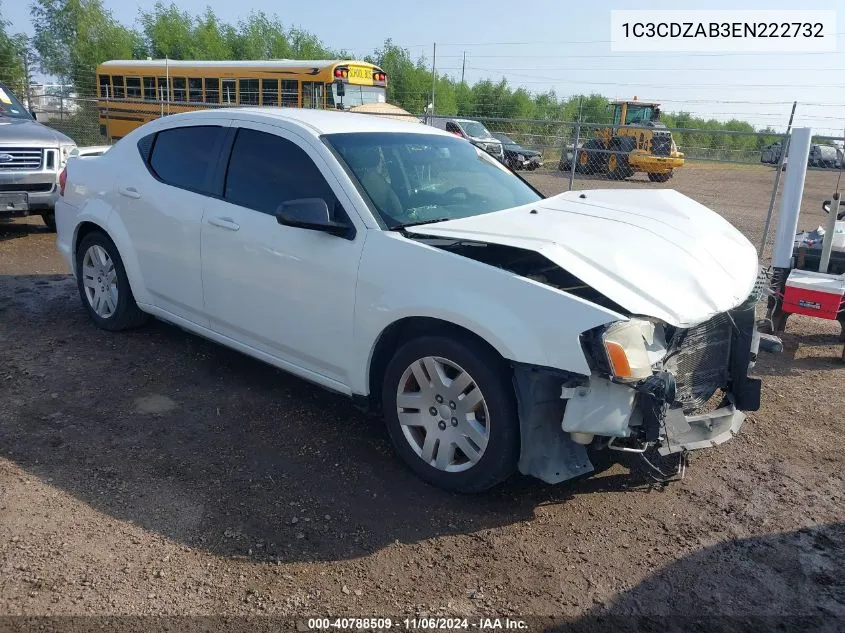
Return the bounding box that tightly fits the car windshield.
[494,133,515,145]
[459,121,492,138]
[0,84,32,119]
[325,132,542,229]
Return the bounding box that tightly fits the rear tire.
[75,231,150,331]
[606,152,633,180]
[381,335,520,493]
[41,212,56,232]
[575,140,604,175]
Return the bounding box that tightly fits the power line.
[426,32,845,47]
[462,66,845,89]
[435,50,844,60]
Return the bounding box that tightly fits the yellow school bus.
[95,59,388,139]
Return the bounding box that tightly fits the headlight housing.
[600,319,666,383]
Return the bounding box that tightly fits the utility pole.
[461,51,466,84]
[430,42,436,118]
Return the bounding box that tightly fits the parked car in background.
[57,108,770,493]
[760,142,783,165]
[70,145,111,158]
[558,140,587,172]
[809,144,839,169]
[426,116,505,163]
[0,81,76,231]
[764,142,842,170]
[491,132,543,171]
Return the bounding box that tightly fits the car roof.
[172,107,452,138]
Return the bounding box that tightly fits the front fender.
[350,231,624,395]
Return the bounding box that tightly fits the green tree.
[138,2,195,59]
[30,0,141,93]
[230,12,291,60]
[370,40,431,114]
[0,1,29,96]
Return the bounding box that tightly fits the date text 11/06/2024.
[306,617,529,630]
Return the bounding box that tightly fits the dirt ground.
[1,163,843,631]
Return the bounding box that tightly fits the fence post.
[569,121,581,191]
[105,85,111,144]
[568,96,584,191]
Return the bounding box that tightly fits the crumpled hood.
[0,117,73,146]
[406,189,759,328]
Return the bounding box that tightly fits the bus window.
[261,79,278,106]
[157,77,168,101]
[189,78,203,102]
[222,79,236,104]
[112,76,125,99]
[205,78,220,103]
[98,75,110,98]
[302,82,323,109]
[126,77,142,99]
[239,78,259,105]
[143,76,156,100]
[281,80,298,107]
[172,77,187,102]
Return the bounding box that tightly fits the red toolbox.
[782,269,845,320]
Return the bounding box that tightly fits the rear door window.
[148,125,227,194]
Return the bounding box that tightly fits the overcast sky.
[5,0,844,134]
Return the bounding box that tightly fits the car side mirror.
[334,79,345,97]
[274,198,355,239]
[823,200,831,214]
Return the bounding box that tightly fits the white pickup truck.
[0,81,76,231]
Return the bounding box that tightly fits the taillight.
[59,167,67,196]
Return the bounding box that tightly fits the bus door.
[302,82,324,109]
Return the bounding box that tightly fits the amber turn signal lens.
[604,341,632,379]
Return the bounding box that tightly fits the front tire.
[75,231,150,331]
[41,212,56,232]
[381,335,520,493]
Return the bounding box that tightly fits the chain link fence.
[35,97,843,228]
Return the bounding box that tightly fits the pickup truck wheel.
[75,232,149,331]
[41,212,56,232]
[382,335,519,493]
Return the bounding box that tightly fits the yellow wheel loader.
[574,98,685,181]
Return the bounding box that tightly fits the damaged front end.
[515,297,773,485]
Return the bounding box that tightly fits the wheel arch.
[72,221,110,276]
[72,220,146,305]
[364,316,508,414]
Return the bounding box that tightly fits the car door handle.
[208,217,240,231]
[118,186,141,199]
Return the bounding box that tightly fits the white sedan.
[56,108,766,492]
